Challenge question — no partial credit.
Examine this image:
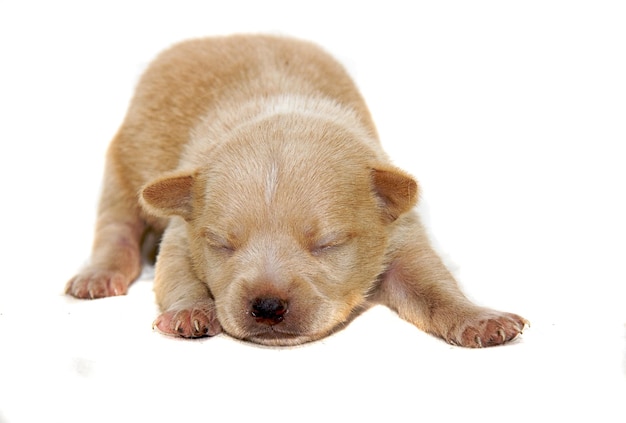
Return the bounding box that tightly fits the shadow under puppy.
[66,35,528,347]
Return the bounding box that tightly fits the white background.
[0,1,624,422]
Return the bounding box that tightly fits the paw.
[153,303,222,338]
[447,309,529,348]
[65,269,129,299]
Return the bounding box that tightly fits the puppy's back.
[108,36,376,193]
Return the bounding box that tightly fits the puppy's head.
[142,115,417,345]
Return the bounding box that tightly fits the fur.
[66,35,528,347]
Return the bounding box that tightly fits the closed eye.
[310,233,354,256]
[204,231,236,254]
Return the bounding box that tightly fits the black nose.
[251,297,288,325]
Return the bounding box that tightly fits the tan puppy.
[66,35,528,347]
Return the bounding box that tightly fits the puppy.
[66,35,528,347]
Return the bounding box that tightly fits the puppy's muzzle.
[250,297,288,326]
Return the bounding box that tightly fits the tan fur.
[66,35,528,347]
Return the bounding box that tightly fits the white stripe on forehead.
[265,158,279,206]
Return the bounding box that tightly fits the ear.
[371,166,419,222]
[140,170,197,220]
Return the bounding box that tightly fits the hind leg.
[66,160,145,299]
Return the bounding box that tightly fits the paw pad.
[450,311,529,348]
[153,304,222,338]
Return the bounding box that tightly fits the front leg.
[372,212,529,347]
[152,220,222,338]
[66,162,145,299]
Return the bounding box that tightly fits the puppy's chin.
[244,328,328,347]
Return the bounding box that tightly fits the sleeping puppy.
[66,35,528,347]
